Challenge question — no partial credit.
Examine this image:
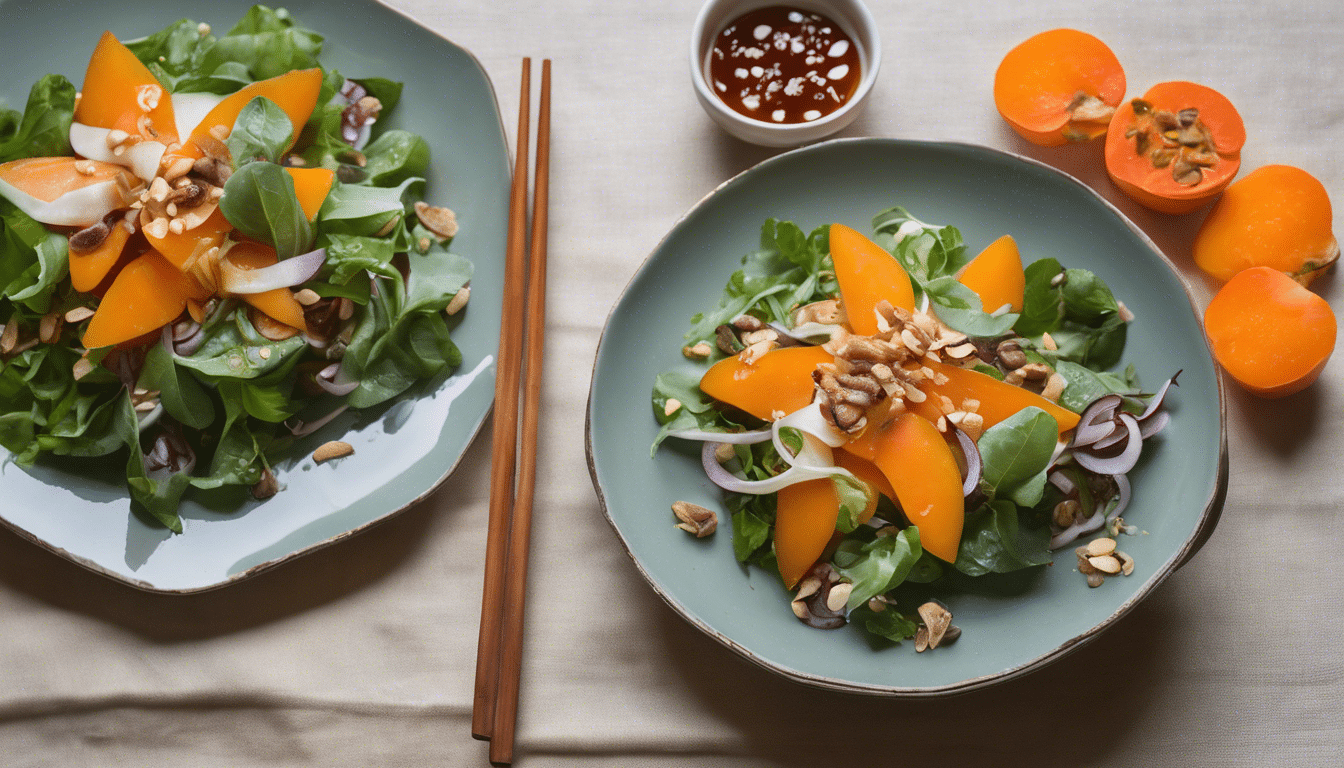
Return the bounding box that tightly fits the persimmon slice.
[1104,82,1245,214]
[83,252,198,349]
[1203,266,1336,398]
[846,413,964,563]
[75,31,178,143]
[173,69,324,160]
[0,156,127,226]
[957,234,1024,313]
[775,478,841,589]
[699,345,831,422]
[993,29,1126,147]
[1194,165,1339,286]
[909,359,1080,435]
[69,217,132,293]
[829,223,915,336]
[224,242,308,330]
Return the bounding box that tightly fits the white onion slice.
[701,440,851,495]
[766,320,840,344]
[219,248,326,294]
[1139,410,1170,439]
[774,401,847,448]
[1048,469,1076,495]
[285,405,350,437]
[1050,509,1106,549]
[68,122,166,181]
[665,427,772,445]
[314,362,359,397]
[1106,474,1132,524]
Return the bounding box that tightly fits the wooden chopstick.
[472,57,532,743]
[489,57,551,767]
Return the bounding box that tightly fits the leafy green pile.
[0,7,471,531]
[652,207,1143,644]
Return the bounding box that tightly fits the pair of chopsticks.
[472,58,551,766]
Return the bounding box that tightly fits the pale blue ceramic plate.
[587,138,1227,695]
[0,0,509,592]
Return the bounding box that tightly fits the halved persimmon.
[993,29,1126,146]
[1104,81,1245,214]
[1203,266,1336,398]
[1194,165,1338,286]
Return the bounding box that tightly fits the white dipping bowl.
[690,0,881,147]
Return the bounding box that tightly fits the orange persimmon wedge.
[993,29,1126,146]
[775,478,842,589]
[145,208,234,270]
[224,242,309,330]
[75,31,178,142]
[699,345,832,422]
[1194,165,1339,286]
[957,234,1025,313]
[1204,266,1336,398]
[176,69,324,159]
[284,166,336,220]
[829,223,915,336]
[1104,81,1245,214]
[69,219,132,292]
[910,359,1080,435]
[83,251,201,349]
[846,413,964,563]
[0,156,127,226]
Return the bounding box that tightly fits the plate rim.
[0,0,508,594]
[585,135,1229,696]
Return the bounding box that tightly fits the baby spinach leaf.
[977,406,1057,507]
[729,496,774,563]
[0,74,75,162]
[953,500,1051,577]
[226,97,294,167]
[851,603,920,643]
[1014,257,1065,337]
[1054,360,1141,413]
[1061,268,1120,322]
[176,313,307,379]
[203,6,323,81]
[922,276,1019,337]
[220,161,313,260]
[832,474,873,534]
[139,343,215,429]
[361,130,430,186]
[832,526,923,609]
[0,200,69,313]
[126,18,220,92]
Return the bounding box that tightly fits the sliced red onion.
[1050,509,1106,549]
[951,425,981,498]
[219,248,326,294]
[1073,413,1142,475]
[314,362,359,397]
[665,427,772,444]
[766,320,839,345]
[163,320,205,357]
[1139,410,1170,439]
[285,405,350,437]
[1072,394,1123,447]
[701,441,846,494]
[1136,371,1181,423]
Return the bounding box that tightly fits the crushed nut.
[64,306,95,324]
[671,500,717,537]
[663,398,682,417]
[294,288,322,306]
[682,341,713,360]
[916,600,954,651]
[413,201,459,240]
[313,441,354,463]
[446,286,471,316]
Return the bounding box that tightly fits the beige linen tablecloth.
[2,0,1341,764]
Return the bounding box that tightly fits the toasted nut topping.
[1115,550,1135,576]
[294,288,322,306]
[714,443,735,463]
[663,398,682,417]
[917,600,954,649]
[1085,538,1117,557]
[914,625,930,653]
[1,319,18,354]
[1089,555,1122,574]
[64,306,96,323]
[826,582,853,613]
[682,341,713,360]
[671,500,717,537]
[313,441,354,463]
[38,313,62,344]
[413,201,459,240]
[446,286,470,316]
[1086,572,1106,588]
[72,354,95,380]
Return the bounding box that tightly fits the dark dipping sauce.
[706,5,862,124]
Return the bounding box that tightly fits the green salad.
[0,7,471,531]
[652,208,1174,648]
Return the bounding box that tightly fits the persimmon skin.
[1194,165,1339,286]
[699,346,833,422]
[1204,266,1336,398]
[775,478,841,590]
[829,223,915,336]
[1104,81,1245,214]
[993,29,1126,147]
[957,234,1024,313]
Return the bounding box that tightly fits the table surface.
[2,0,1341,765]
